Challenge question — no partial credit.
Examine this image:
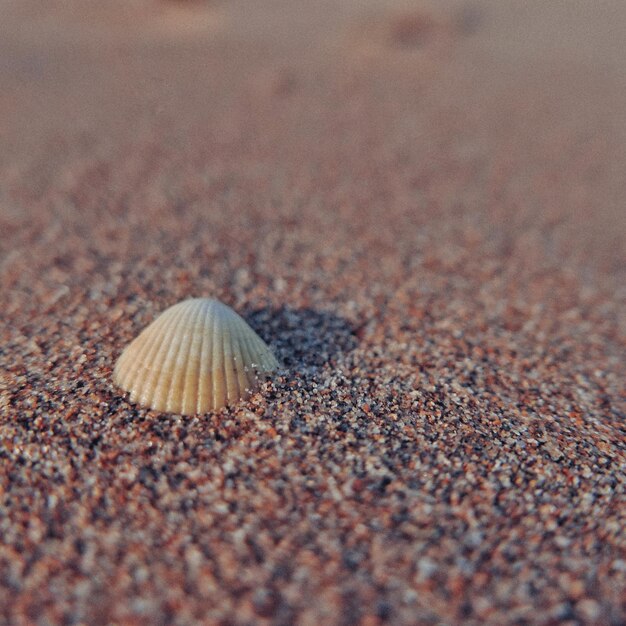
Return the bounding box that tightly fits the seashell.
[114,298,279,415]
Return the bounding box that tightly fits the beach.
[1,1,624,624]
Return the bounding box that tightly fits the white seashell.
[114,298,279,415]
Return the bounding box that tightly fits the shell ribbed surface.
[114,298,279,415]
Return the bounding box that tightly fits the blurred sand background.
[2,1,626,287]
[0,1,625,624]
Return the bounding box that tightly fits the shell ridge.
[205,301,219,411]
[232,329,250,393]
[222,319,240,404]
[224,310,242,404]
[231,325,250,398]
[221,323,234,403]
[249,333,276,372]
[179,300,206,415]
[120,309,174,396]
[239,332,264,388]
[165,301,203,414]
[234,327,255,387]
[247,330,271,370]
[210,301,223,410]
[239,326,261,388]
[149,303,193,411]
[121,332,157,392]
[116,309,169,388]
[248,324,279,371]
[137,306,190,408]
[114,335,142,386]
[195,299,212,414]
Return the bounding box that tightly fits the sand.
[0,1,625,624]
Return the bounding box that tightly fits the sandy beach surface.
[1,1,624,624]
